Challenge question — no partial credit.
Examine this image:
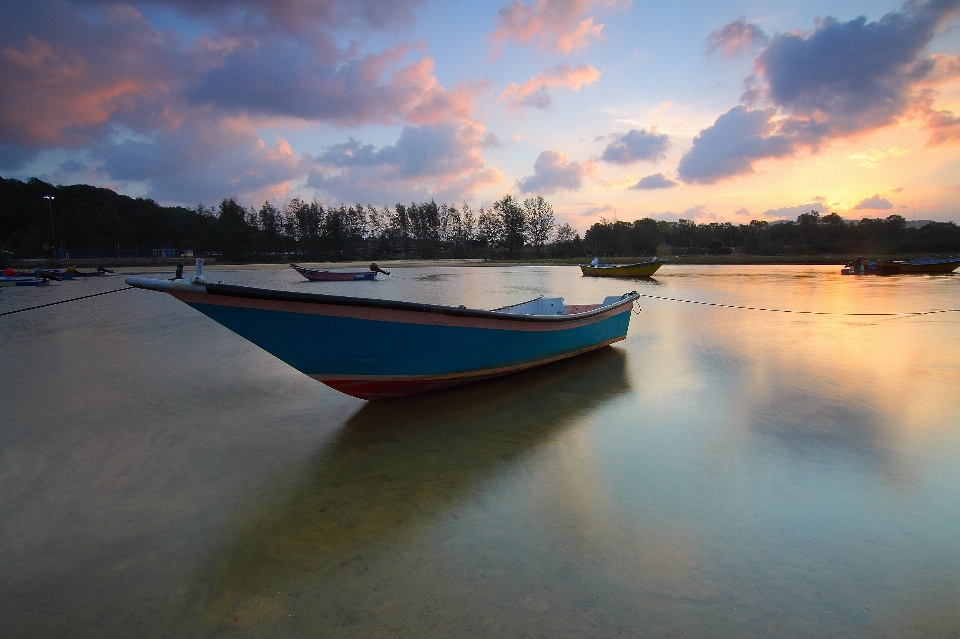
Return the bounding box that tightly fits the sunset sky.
[3,0,960,232]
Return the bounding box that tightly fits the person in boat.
[843,256,864,274]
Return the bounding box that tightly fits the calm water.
[2,264,959,638]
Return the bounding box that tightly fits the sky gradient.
[3,0,960,232]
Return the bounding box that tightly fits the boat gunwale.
[203,282,638,323]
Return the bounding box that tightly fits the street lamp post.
[43,195,55,258]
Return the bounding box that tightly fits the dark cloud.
[0,0,476,138]
[853,194,894,210]
[519,86,552,110]
[756,0,960,137]
[681,205,711,221]
[761,200,827,219]
[578,204,617,220]
[0,143,38,171]
[677,106,794,184]
[316,124,480,178]
[308,123,501,204]
[601,129,669,165]
[651,210,682,223]
[630,173,677,190]
[95,114,307,204]
[680,1,960,185]
[0,0,481,205]
[706,18,769,57]
[71,0,423,37]
[516,150,590,194]
[189,42,477,125]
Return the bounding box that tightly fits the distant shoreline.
[12,253,959,273]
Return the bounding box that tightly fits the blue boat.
[0,276,51,287]
[126,263,640,399]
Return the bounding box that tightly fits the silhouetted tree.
[523,196,555,256]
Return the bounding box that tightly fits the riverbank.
[8,252,958,271]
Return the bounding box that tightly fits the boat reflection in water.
[196,347,630,631]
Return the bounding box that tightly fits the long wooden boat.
[841,256,960,275]
[580,258,666,277]
[126,264,640,400]
[291,263,377,281]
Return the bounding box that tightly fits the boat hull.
[0,277,50,287]
[842,257,960,275]
[292,264,376,281]
[299,270,376,281]
[580,261,664,277]
[883,259,960,274]
[157,283,637,399]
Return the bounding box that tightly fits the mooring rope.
[0,286,134,317]
[2,284,957,319]
[633,293,960,317]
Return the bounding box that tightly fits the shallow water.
[1,264,959,638]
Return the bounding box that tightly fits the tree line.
[583,211,960,257]
[2,176,958,262]
[0,177,568,261]
[225,193,561,261]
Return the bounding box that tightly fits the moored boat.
[56,266,114,278]
[2,267,55,286]
[127,262,639,400]
[580,257,665,277]
[841,255,960,275]
[0,276,51,287]
[291,263,388,281]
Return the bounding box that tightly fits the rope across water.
[2,285,957,319]
[633,292,960,317]
[0,286,134,317]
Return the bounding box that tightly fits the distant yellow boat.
[580,258,666,277]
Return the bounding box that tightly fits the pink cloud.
[97,113,311,204]
[490,0,629,57]
[0,9,181,148]
[0,1,476,150]
[0,0,494,207]
[498,63,601,111]
[924,107,960,145]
